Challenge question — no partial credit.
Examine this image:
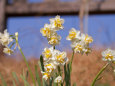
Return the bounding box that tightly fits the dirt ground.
[0,49,115,86]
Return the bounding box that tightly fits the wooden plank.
[5,0,115,17]
[0,0,6,55]
[13,0,27,3]
[0,0,6,32]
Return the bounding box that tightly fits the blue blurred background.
[7,0,115,58]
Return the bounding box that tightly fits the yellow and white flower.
[54,50,68,65]
[102,48,115,61]
[54,76,63,83]
[66,28,80,41]
[50,15,64,31]
[67,29,93,54]
[40,24,53,38]
[44,63,56,73]
[41,72,50,81]
[71,42,84,54]
[3,47,13,55]
[42,47,54,61]
[48,33,61,46]
[0,30,13,46]
[81,33,93,45]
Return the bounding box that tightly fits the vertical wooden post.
[0,0,6,55]
[0,0,6,32]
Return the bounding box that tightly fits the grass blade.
[20,74,30,86]
[38,61,42,71]
[38,61,47,86]
[35,65,41,86]
[12,72,20,86]
[42,78,48,86]
[49,77,53,86]
[12,80,16,86]
[0,73,7,86]
[67,63,71,86]
[73,83,77,86]
[18,45,36,86]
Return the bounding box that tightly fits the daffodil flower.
[102,48,115,61]
[41,72,50,81]
[0,30,13,46]
[54,50,68,65]
[3,47,13,55]
[67,28,93,55]
[81,34,93,45]
[44,63,56,73]
[40,24,53,38]
[50,15,64,31]
[42,47,54,61]
[48,33,61,46]
[71,42,84,54]
[66,28,80,41]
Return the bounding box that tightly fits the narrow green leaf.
[20,75,30,86]
[49,77,53,86]
[40,55,44,71]
[26,70,29,80]
[38,61,46,86]
[35,65,41,86]
[38,61,42,71]
[12,80,16,86]
[42,78,46,86]
[0,73,7,86]
[64,64,67,86]
[9,42,16,48]
[12,72,20,86]
[39,55,49,86]
[67,63,71,86]
[58,66,61,76]
[53,81,58,86]
[73,83,77,86]
[10,35,14,37]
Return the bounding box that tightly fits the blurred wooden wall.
[0,0,115,55]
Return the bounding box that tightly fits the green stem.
[18,44,36,86]
[70,50,75,65]
[91,63,109,86]
[58,66,62,76]
[69,50,75,72]
[69,50,75,86]
[53,46,55,49]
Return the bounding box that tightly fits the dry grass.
[0,49,115,86]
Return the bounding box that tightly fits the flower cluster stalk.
[70,50,75,71]
[91,63,109,86]
[16,41,36,86]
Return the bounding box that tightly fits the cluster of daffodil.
[0,30,18,55]
[40,15,64,46]
[66,28,93,54]
[1,16,115,86]
[41,47,68,82]
[40,16,68,84]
